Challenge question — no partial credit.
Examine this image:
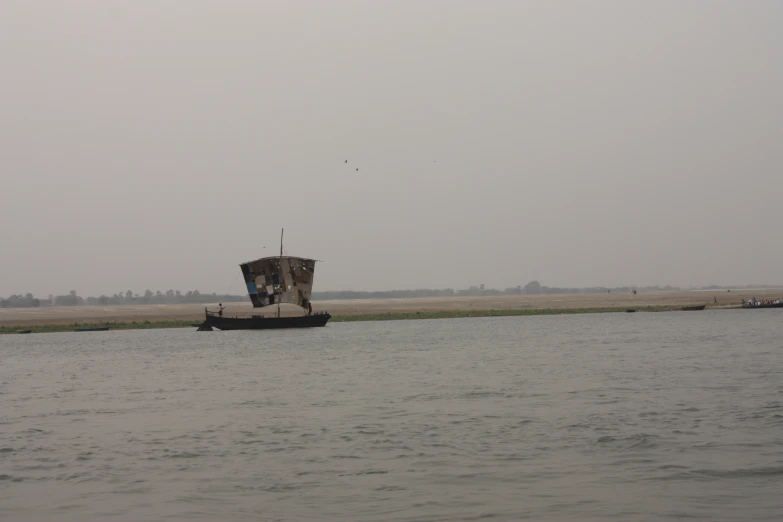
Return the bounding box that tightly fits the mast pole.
[277,228,283,318]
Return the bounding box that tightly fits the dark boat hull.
[681,305,706,311]
[202,313,331,330]
[742,303,783,309]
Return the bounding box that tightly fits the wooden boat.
[16,329,32,334]
[197,229,330,331]
[73,327,110,332]
[199,311,331,331]
[742,302,783,309]
[680,304,706,311]
[625,309,636,313]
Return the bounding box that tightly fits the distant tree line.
[311,281,686,300]
[698,284,783,290]
[0,289,246,308]
[3,282,781,308]
[0,294,42,308]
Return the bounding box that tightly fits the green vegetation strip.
[328,306,674,322]
[0,320,196,335]
[1,306,681,334]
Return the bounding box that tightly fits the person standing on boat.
[218,303,225,317]
[308,302,313,315]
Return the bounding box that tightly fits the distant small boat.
[681,305,706,311]
[16,329,32,334]
[73,327,110,332]
[626,309,636,313]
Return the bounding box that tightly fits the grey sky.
[2,1,781,297]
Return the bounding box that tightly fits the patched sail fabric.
[240,256,317,309]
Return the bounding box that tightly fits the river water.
[1,310,782,521]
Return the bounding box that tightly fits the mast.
[277,228,283,318]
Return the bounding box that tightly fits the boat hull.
[201,313,331,330]
[742,303,783,309]
[681,305,706,311]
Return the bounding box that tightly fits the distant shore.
[2,288,780,334]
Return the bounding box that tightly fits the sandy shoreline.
[1,290,780,327]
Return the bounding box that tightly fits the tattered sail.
[240,256,317,309]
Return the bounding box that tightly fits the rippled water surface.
[2,310,783,521]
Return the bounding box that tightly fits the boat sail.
[240,255,317,311]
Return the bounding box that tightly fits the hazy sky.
[2,1,782,297]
